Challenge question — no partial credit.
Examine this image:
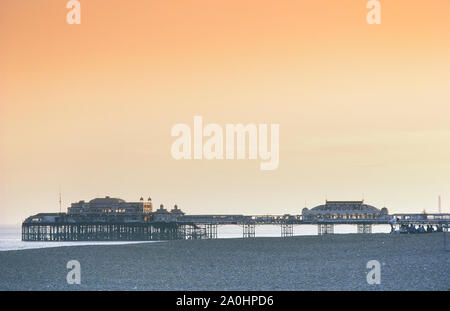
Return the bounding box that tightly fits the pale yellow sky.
[1,0,449,224]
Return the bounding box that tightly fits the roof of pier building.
[68,196,153,215]
[171,205,185,216]
[152,204,186,221]
[88,197,126,205]
[302,200,388,215]
[155,204,169,214]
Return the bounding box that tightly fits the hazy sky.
[1,0,449,224]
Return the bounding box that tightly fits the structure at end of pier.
[302,200,388,235]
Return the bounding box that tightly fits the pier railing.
[391,213,450,225]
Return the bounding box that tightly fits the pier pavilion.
[302,200,389,234]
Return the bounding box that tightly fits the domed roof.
[171,204,184,215]
[88,196,125,205]
[310,200,380,212]
[154,204,169,214]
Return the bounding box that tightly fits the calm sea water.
[0,224,390,251]
[0,225,160,251]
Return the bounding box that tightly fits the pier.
[22,197,450,241]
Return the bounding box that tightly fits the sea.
[0,224,390,251]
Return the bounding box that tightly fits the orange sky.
[1,0,450,224]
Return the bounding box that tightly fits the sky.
[1,0,449,224]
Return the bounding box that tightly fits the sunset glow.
[1,0,449,224]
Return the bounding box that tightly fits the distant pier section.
[22,197,450,241]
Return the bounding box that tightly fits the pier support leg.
[444,224,449,251]
[198,224,218,239]
[281,224,293,237]
[243,223,256,238]
[182,225,203,240]
[318,224,334,235]
[357,224,372,234]
[206,224,218,239]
